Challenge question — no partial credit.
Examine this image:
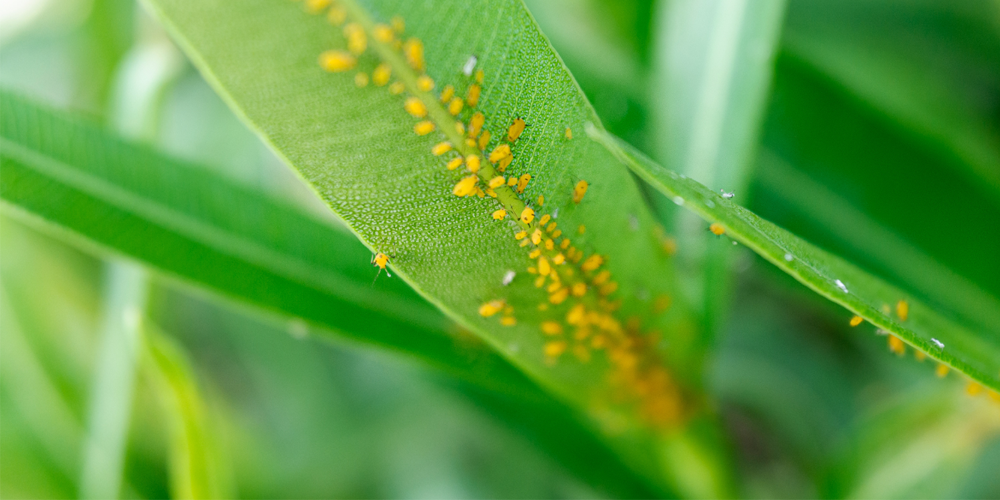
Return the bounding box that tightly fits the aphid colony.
[848,299,996,400]
[305,0,684,425]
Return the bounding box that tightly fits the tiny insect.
[835,279,849,293]
[720,189,735,199]
[502,270,516,286]
[463,55,478,76]
[931,338,945,350]
[371,252,391,279]
[709,223,725,236]
[572,180,588,203]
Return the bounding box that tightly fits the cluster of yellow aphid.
[848,299,998,402]
[304,0,685,425]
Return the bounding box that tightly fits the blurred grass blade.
[591,126,1000,393]
[649,0,785,337]
[782,27,1000,208]
[0,92,674,498]
[79,261,147,500]
[143,0,689,427]
[755,151,1000,336]
[0,90,528,397]
[143,324,232,499]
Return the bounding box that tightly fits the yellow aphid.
[485,187,497,198]
[531,229,542,245]
[529,249,541,259]
[565,127,573,139]
[896,300,909,321]
[454,122,466,136]
[546,222,557,233]
[549,287,569,304]
[572,180,588,203]
[570,282,586,296]
[453,175,478,197]
[416,75,434,92]
[534,276,545,288]
[500,316,516,326]
[344,24,366,55]
[478,130,491,150]
[475,69,484,83]
[475,186,485,198]
[403,38,425,71]
[566,304,585,325]
[448,97,464,115]
[849,315,863,327]
[319,50,356,72]
[515,231,527,240]
[414,120,435,135]
[391,15,405,33]
[519,239,530,247]
[517,174,531,193]
[552,230,562,239]
[478,300,504,317]
[520,207,535,224]
[544,239,554,250]
[467,84,481,107]
[354,72,369,87]
[578,225,586,234]
[538,256,551,276]
[544,341,567,361]
[389,82,405,95]
[507,118,526,142]
[446,157,463,170]
[538,214,551,226]
[560,239,570,250]
[465,138,476,148]
[967,382,983,397]
[305,0,331,14]
[373,23,394,43]
[915,350,926,361]
[498,154,513,173]
[888,335,905,355]
[489,144,511,163]
[507,177,517,187]
[592,270,611,285]
[552,253,565,265]
[372,64,391,86]
[372,252,389,270]
[404,97,428,118]
[489,176,505,189]
[936,363,950,377]
[327,6,346,24]
[431,142,452,156]
[709,223,725,236]
[599,282,618,296]
[492,209,507,220]
[537,195,544,206]
[527,267,537,274]
[468,112,485,138]
[439,85,455,105]
[465,154,481,173]
[581,254,604,272]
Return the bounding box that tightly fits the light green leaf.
[0,92,673,498]
[649,0,785,336]
[142,0,693,427]
[591,127,1000,393]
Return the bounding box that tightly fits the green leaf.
[142,0,693,425]
[143,324,233,499]
[648,0,786,336]
[0,89,525,397]
[782,3,1000,207]
[0,91,672,498]
[590,127,1000,393]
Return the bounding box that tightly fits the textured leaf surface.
[592,128,1000,393]
[0,91,670,497]
[143,0,690,425]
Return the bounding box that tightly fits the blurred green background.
[2,0,1000,498]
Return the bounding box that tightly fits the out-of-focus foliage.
[2,0,999,498]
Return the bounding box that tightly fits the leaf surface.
[591,127,1000,393]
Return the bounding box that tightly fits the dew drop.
[673,196,684,206]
